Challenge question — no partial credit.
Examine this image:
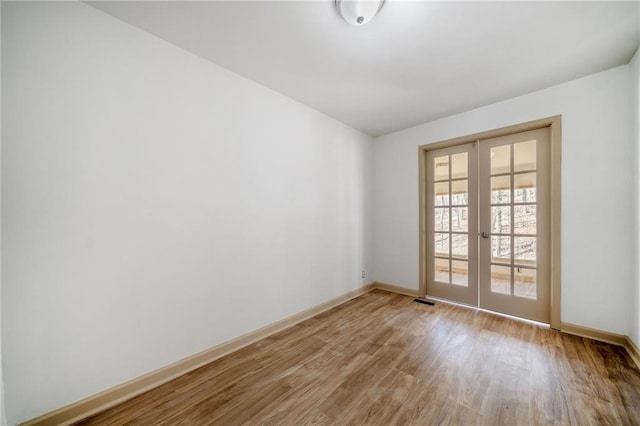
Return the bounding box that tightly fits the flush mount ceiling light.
[335,0,385,26]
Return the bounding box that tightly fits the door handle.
[481,232,489,239]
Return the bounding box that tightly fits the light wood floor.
[78,290,640,425]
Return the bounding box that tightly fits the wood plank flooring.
[77,290,640,425]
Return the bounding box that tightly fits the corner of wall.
[630,46,640,348]
[0,1,6,423]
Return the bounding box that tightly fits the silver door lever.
[481,232,489,239]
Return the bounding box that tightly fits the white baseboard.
[24,283,639,426]
[624,336,640,370]
[561,322,640,370]
[22,283,376,426]
[372,281,420,297]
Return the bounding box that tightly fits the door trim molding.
[418,115,562,329]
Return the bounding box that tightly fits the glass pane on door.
[451,260,468,286]
[514,268,536,299]
[491,176,511,204]
[491,265,511,295]
[452,180,468,205]
[434,156,449,181]
[514,140,536,172]
[491,145,511,174]
[451,153,468,179]
[434,258,449,283]
[514,173,536,202]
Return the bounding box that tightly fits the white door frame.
[418,115,562,330]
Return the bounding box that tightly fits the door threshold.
[426,295,550,328]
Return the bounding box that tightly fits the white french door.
[426,143,479,306]
[426,127,551,323]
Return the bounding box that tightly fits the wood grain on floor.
[77,289,640,425]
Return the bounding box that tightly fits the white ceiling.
[87,1,640,137]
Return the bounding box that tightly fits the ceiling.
[87,1,640,137]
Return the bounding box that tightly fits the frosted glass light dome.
[335,0,385,26]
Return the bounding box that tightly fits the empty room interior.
[2,0,640,425]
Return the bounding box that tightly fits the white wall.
[1,2,372,424]
[373,65,633,336]
[631,47,640,347]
